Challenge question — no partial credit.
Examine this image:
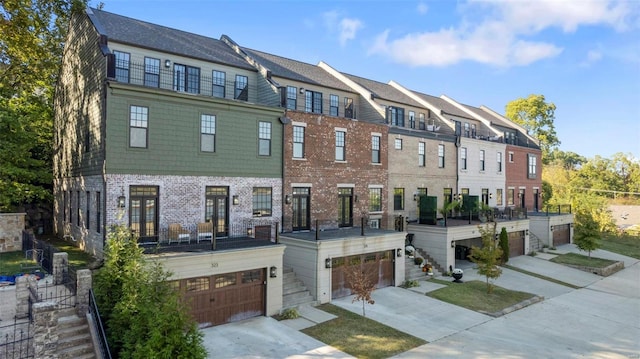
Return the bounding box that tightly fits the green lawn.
[426,280,536,313]
[0,251,41,275]
[40,236,96,268]
[599,233,640,259]
[302,304,426,359]
[550,252,617,267]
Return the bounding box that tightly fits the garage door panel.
[553,224,570,246]
[178,269,265,328]
[331,250,395,299]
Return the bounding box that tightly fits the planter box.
[564,260,624,277]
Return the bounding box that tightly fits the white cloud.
[339,18,363,46]
[368,0,636,67]
[323,11,364,47]
[417,2,429,15]
[579,49,604,67]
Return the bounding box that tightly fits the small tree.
[574,211,601,258]
[469,223,503,293]
[499,227,509,264]
[94,225,207,359]
[345,265,376,317]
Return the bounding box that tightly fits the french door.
[130,186,158,243]
[292,187,310,231]
[338,188,353,227]
[206,186,229,237]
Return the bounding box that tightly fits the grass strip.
[302,304,426,359]
[549,252,617,268]
[503,265,581,289]
[426,280,535,313]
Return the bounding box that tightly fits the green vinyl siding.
[105,85,283,178]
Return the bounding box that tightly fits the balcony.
[283,97,358,120]
[110,61,274,106]
[280,217,396,241]
[136,218,280,254]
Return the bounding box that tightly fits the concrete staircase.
[282,267,316,309]
[405,248,444,281]
[56,308,96,359]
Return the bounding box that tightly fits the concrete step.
[58,342,95,359]
[57,313,96,359]
[283,295,316,308]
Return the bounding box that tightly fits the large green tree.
[505,94,560,163]
[0,0,85,211]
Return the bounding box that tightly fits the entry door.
[206,186,228,237]
[130,186,158,243]
[338,188,353,227]
[292,187,310,231]
[519,189,526,209]
[533,189,539,211]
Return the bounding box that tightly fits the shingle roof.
[343,74,423,108]
[464,105,515,130]
[89,8,255,70]
[411,91,475,120]
[242,48,356,92]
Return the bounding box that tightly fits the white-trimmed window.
[286,86,297,110]
[419,113,425,130]
[235,75,248,100]
[293,125,304,158]
[497,152,503,172]
[330,94,339,116]
[409,111,415,129]
[201,114,216,152]
[252,187,272,217]
[335,130,346,161]
[394,138,402,150]
[371,135,381,163]
[129,105,148,148]
[461,147,467,170]
[438,144,445,168]
[258,121,271,156]
[480,150,485,171]
[528,154,537,178]
[418,142,425,166]
[496,188,503,206]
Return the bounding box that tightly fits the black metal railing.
[283,96,358,120]
[542,204,572,215]
[0,318,33,359]
[22,231,54,274]
[88,289,113,359]
[111,61,268,105]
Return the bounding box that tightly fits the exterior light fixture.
[396,248,403,257]
[285,195,291,204]
[413,193,418,201]
[232,195,239,205]
[164,59,171,68]
[299,87,305,94]
[451,241,456,248]
[247,227,253,237]
[270,266,277,278]
[354,195,358,202]
[489,193,493,199]
[117,196,126,208]
[325,258,332,268]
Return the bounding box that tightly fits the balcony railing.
[110,61,272,105]
[283,96,358,120]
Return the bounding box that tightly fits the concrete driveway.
[203,246,640,358]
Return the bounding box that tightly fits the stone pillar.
[15,275,37,319]
[75,269,92,316]
[53,252,68,285]
[33,301,59,359]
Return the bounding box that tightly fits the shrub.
[279,308,300,320]
[414,257,424,265]
[400,279,419,288]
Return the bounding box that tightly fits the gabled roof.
[412,91,475,120]
[342,74,423,108]
[88,8,255,70]
[464,105,515,130]
[241,48,356,93]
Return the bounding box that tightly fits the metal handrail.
[88,289,113,359]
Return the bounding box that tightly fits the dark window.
[330,94,339,116]
[259,121,271,156]
[497,152,503,172]
[129,105,148,148]
[130,186,158,242]
[212,70,226,98]
[464,123,470,137]
[201,114,216,152]
[394,188,404,210]
[387,106,405,127]
[419,113,425,130]
[173,64,200,94]
[144,57,160,87]
[113,51,130,82]
[286,86,297,110]
[252,187,272,217]
[85,191,90,229]
[471,124,477,137]
[528,154,537,178]
[305,90,322,113]
[344,97,355,118]
[96,192,101,233]
[235,75,248,100]
[394,138,402,150]
[335,131,345,161]
[372,135,380,163]
[293,125,304,158]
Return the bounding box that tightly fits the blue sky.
[96,0,640,160]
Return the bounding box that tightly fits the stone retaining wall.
[0,213,26,252]
[565,260,624,277]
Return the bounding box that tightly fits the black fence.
[88,289,112,359]
[21,231,55,274]
[541,204,572,215]
[0,318,33,359]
